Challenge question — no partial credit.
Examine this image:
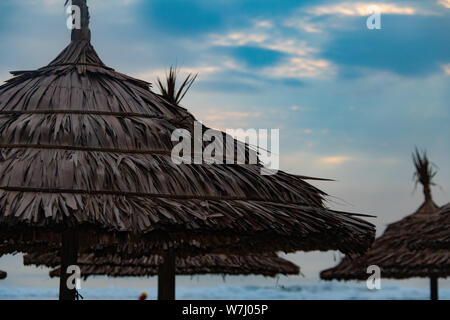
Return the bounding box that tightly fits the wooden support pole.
[158,250,176,300]
[70,0,91,42]
[59,229,79,301]
[430,276,438,300]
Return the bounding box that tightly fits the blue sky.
[0,0,449,294]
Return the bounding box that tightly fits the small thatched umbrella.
[0,270,6,280]
[24,252,299,280]
[0,0,375,300]
[408,203,450,250]
[321,150,447,300]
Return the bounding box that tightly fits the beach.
[1,282,449,300]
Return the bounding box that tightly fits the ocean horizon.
[1,282,449,300]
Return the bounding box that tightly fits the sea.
[1,282,449,300]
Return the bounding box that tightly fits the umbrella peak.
[68,0,91,42]
[412,199,440,217]
[412,148,437,203]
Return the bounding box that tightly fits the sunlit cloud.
[211,33,268,47]
[254,20,273,29]
[308,2,423,16]
[263,39,316,57]
[320,156,354,165]
[284,18,322,34]
[208,17,336,81]
[263,57,334,79]
[212,32,315,57]
[437,0,450,8]
[443,63,450,75]
[290,105,312,112]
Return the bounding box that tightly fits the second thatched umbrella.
[320,150,448,300]
[24,252,299,281]
[0,0,375,300]
[408,203,450,250]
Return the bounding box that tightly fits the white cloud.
[209,22,334,80]
[320,156,354,165]
[437,0,450,8]
[290,105,311,112]
[442,63,450,75]
[211,32,268,47]
[284,18,322,34]
[263,39,316,57]
[254,20,273,28]
[263,57,334,79]
[317,154,399,166]
[212,31,315,57]
[308,2,426,16]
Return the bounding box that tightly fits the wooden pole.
[71,0,91,42]
[158,250,176,300]
[430,277,438,300]
[59,229,79,301]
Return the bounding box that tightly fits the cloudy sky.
[0,0,449,293]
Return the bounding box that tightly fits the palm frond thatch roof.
[321,244,450,280]
[320,151,448,280]
[409,203,450,250]
[24,252,299,279]
[0,0,375,256]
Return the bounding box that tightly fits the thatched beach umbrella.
[0,0,375,300]
[24,252,300,280]
[0,270,6,280]
[409,203,450,250]
[320,150,447,300]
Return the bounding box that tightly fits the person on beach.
[139,292,148,300]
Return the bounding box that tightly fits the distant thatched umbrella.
[0,0,375,300]
[24,252,299,279]
[408,203,450,250]
[321,150,447,300]
[0,270,6,280]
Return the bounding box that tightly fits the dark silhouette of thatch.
[0,270,6,280]
[0,0,375,299]
[320,150,447,300]
[407,203,450,250]
[24,252,300,279]
[0,0,375,255]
